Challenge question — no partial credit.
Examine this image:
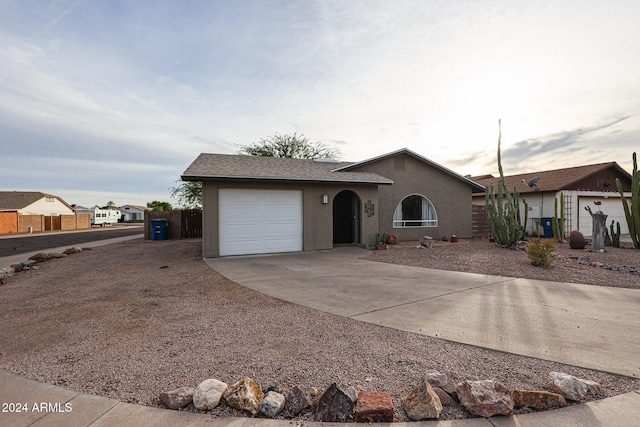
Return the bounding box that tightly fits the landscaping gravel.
[1,238,638,422]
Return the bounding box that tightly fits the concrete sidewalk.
[2,368,639,426]
[206,247,640,378]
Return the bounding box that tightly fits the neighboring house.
[120,204,149,222]
[0,191,74,215]
[472,162,633,237]
[181,148,484,258]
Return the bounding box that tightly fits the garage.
[578,197,629,237]
[218,189,303,256]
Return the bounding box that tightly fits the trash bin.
[539,218,561,238]
[150,219,169,241]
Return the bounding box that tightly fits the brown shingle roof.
[181,153,393,185]
[0,191,69,211]
[472,162,631,194]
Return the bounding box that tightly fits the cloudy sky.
[1,0,638,207]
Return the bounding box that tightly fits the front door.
[333,190,360,244]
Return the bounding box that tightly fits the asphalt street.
[0,225,144,257]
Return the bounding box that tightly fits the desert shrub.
[527,239,557,268]
[569,230,586,249]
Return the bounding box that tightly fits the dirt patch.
[1,239,638,422]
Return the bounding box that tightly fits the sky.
[1,0,639,208]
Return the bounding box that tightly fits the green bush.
[527,239,557,268]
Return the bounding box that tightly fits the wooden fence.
[144,209,202,240]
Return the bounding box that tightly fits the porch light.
[322,194,329,204]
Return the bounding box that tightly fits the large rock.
[159,386,194,410]
[223,377,264,415]
[423,369,448,388]
[513,389,567,409]
[549,372,604,401]
[28,253,48,262]
[193,379,228,410]
[259,391,285,418]
[355,392,394,423]
[433,387,453,406]
[315,383,355,422]
[403,378,443,420]
[285,386,313,416]
[457,380,514,417]
[63,247,83,255]
[47,252,67,259]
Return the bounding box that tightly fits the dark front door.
[333,190,360,244]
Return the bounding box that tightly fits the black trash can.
[150,219,169,240]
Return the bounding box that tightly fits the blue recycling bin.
[539,218,561,238]
[150,219,169,240]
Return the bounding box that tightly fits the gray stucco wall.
[349,154,475,240]
[201,180,380,258]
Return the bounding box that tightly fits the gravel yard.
[1,238,639,422]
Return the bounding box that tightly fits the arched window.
[393,194,437,227]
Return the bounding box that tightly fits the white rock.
[193,379,228,410]
[549,372,603,401]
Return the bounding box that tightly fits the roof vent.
[314,158,339,163]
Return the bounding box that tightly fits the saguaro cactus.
[485,120,527,246]
[616,152,639,249]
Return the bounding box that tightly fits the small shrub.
[527,239,557,267]
[569,230,586,249]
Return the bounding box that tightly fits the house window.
[393,194,437,227]
[46,197,54,202]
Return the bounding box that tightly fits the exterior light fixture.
[322,194,329,204]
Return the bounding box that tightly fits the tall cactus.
[551,193,565,242]
[485,120,527,246]
[616,152,639,249]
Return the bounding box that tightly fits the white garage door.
[219,189,303,256]
[579,197,629,237]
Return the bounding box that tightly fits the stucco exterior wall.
[349,154,475,240]
[201,180,379,258]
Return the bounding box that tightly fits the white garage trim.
[219,189,303,256]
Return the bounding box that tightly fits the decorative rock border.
[159,370,602,422]
[0,247,89,285]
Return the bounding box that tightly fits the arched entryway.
[333,190,361,245]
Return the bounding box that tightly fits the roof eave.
[180,175,393,185]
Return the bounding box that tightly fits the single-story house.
[0,191,74,216]
[0,191,81,234]
[472,162,633,237]
[181,148,484,258]
[119,204,150,222]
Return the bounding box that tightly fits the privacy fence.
[143,209,202,240]
[0,212,91,235]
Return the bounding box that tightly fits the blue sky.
[1,0,639,207]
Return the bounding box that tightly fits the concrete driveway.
[206,247,640,378]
